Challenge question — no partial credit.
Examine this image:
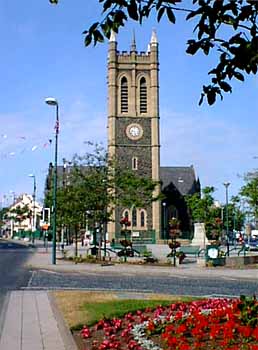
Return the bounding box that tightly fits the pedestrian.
[84,234,91,256]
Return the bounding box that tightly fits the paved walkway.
[24,243,258,281]
[0,290,75,350]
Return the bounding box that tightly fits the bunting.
[0,134,53,159]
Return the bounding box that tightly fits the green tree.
[0,207,8,231]
[240,173,258,225]
[185,186,223,239]
[50,0,258,105]
[6,204,32,233]
[228,195,245,232]
[45,143,160,256]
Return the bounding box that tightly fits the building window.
[140,211,145,227]
[132,207,137,227]
[140,77,147,113]
[132,157,138,170]
[121,77,128,113]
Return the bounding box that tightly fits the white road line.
[27,270,36,288]
[220,276,238,281]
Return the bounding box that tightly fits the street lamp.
[45,97,59,265]
[223,182,230,256]
[162,202,167,241]
[28,174,36,244]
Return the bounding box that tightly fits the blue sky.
[1,1,258,207]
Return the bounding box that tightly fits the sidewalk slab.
[21,240,258,281]
[0,291,68,350]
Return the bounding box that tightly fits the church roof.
[46,163,199,196]
[160,166,198,195]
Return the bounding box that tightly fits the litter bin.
[91,246,98,256]
[205,245,225,266]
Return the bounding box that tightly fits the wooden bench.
[238,245,249,256]
[133,245,147,256]
[179,245,202,257]
[109,243,147,257]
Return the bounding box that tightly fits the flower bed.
[74,296,258,350]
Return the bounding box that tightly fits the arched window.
[132,157,138,170]
[132,207,137,227]
[121,77,128,113]
[140,211,145,227]
[140,77,147,113]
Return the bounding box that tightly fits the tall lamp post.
[162,202,167,241]
[9,191,16,238]
[28,174,36,244]
[45,97,59,265]
[223,182,230,256]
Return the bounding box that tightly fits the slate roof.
[160,166,199,195]
[46,163,199,196]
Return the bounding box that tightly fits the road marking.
[220,276,238,281]
[20,287,154,293]
[204,294,239,299]
[38,269,62,275]
[27,271,36,288]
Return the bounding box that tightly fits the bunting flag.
[54,120,60,133]
[0,134,53,160]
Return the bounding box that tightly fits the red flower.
[252,327,258,340]
[238,325,252,338]
[178,344,190,350]
[147,320,155,332]
[167,336,179,346]
[127,340,141,349]
[210,324,221,338]
[80,325,91,339]
[250,346,258,350]
[176,323,187,334]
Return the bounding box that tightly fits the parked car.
[244,238,258,251]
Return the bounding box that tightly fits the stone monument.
[191,222,207,248]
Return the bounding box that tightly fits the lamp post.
[28,174,36,244]
[45,97,59,265]
[223,182,230,256]
[162,202,167,241]
[9,191,15,238]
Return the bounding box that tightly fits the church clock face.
[126,123,143,140]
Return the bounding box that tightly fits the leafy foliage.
[186,187,245,238]
[240,172,258,221]
[239,295,258,328]
[46,143,160,234]
[7,204,32,224]
[49,0,258,105]
[227,195,245,232]
[185,186,215,222]
[185,186,223,239]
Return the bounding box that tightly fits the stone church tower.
[107,31,161,241]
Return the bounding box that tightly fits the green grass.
[71,297,195,330]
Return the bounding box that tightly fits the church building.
[107,31,200,243]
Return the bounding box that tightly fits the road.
[28,269,258,297]
[0,240,33,333]
[0,238,257,301]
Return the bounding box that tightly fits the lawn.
[53,291,192,329]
